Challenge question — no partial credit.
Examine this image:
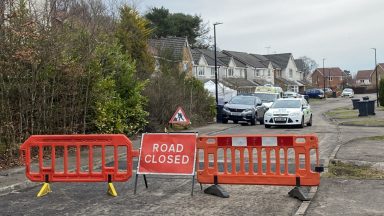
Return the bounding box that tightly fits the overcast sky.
[136,0,383,74]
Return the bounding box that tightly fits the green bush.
[91,41,148,136]
[143,57,215,131]
[379,79,384,106]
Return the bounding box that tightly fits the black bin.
[357,101,369,117]
[216,105,224,123]
[332,91,337,98]
[363,96,369,101]
[367,100,376,115]
[351,98,360,110]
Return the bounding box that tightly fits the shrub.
[379,79,384,106]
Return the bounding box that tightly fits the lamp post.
[322,58,326,97]
[328,68,331,89]
[214,22,223,123]
[371,48,379,107]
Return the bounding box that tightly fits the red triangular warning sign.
[169,107,190,125]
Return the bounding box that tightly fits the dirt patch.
[325,161,384,179]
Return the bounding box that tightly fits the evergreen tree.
[145,7,210,48]
[116,6,154,80]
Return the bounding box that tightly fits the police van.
[253,85,283,108]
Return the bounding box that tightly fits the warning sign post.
[169,107,190,126]
[134,133,197,196]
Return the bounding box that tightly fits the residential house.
[263,53,303,92]
[192,49,248,80]
[355,70,373,86]
[191,48,258,93]
[294,59,306,80]
[191,49,223,81]
[148,37,194,76]
[295,59,312,91]
[311,67,348,90]
[371,63,384,89]
[221,78,259,94]
[222,50,274,85]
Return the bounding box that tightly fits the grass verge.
[308,98,326,105]
[325,161,384,179]
[366,136,384,141]
[325,107,358,119]
[341,119,384,127]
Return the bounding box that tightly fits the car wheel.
[222,119,228,124]
[233,120,238,124]
[307,115,312,126]
[265,124,271,128]
[298,116,304,128]
[250,116,256,125]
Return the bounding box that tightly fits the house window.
[289,69,293,78]
[268,69,271,77]
[198,67,205,76]
[360,80,365,83]
[256,69,261,77]
[328,77,333,81]
[228,68,234,77]
[211,68,215,76]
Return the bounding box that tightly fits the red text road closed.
[138,133,197,175]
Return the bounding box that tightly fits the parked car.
[324,88,333,97]
[222,95,267,125]
[341,88,354,98]
[283,91,300,98]
[264,98,312,128]
[304,89,324,99]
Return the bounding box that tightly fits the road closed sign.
[137,133,197,175]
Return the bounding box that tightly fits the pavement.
[305,94,384,215]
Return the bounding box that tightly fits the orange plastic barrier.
[196,134,321,187]
[20,134,139,197]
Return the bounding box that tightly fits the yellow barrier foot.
[37,182,52,197]
[107,182,117,197]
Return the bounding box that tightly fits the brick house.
[371,63,384,89]
[355,70,373,86]
[311,67,348,90]
[148,37,194,76]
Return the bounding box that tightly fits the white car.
[283,91,300,98]
[341,88,354,98]
[264,98,312,128]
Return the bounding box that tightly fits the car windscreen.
[229,96,255,105]
[343,89,352,92]
[271,100,301,108]
[254,93,277,102]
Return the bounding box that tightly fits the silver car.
[341,88,354,97]
[222,95,267,125]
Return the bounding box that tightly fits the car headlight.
[223,107,230,112]
[243,109,253,113]
[265,112,273,117]
[289,112,301,117]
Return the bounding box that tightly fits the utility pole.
[322,58,326,97]
[371,48,379,107]
[214,22,223,122]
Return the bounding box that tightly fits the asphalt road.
[0,96,366,215]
